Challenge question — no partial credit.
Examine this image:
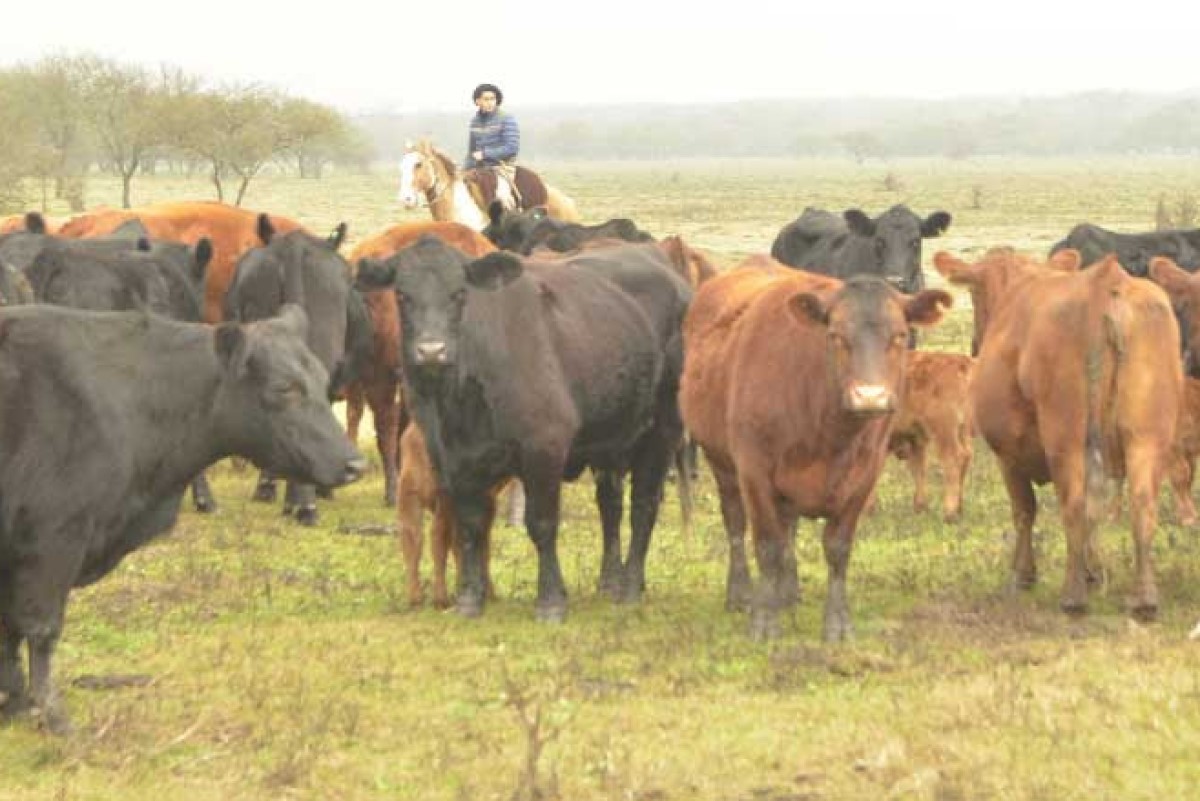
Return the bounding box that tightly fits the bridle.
[412,151,447,206]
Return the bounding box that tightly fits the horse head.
[397,140,455,209]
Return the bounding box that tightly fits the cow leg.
[708,455,750,611]
[521,467,568,622]
[739,468,791,640]
[397,476,426,607]
[2,558,77,734]
[369,382,402,507]
[288,482,319,526]
[1049,454,1090,615]
[27,632,69,734]
[253,470,277,503]
[998,461,1039,590]
[0,622,26,716]
[1126,443,1165,620]
[431,494,454,609]
[821,513,861,643]
[594,470,625,597]
[191,470,217,514]
[453,490,495,618]
[345,382,365,445]
[907,439,929,514]
[1169,450,1198,529]
[622,435,673,605]
[505,481,526,527]
[674,444,695,542]
[930,416,968,522]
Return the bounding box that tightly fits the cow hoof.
[432,595,454,611]
[253,484,277,503]
[1060,598,1088,616]
[535,602,567,623]
[194,497,217,514]
[0,694,31,722]
[294,506,319,527]
[943,510,962,524]
[749,609,781,641]
[1010,572,1037,592]
[34,706,73,737]
[615,583,644,605]
[597,569,623,596]
[725,585,752,613]
[456,595,484,618]
[1129,602,1159,623]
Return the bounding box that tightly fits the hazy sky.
[2,0,1196,113]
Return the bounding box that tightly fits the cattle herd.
[0,196,1199,734]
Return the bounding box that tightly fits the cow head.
[934,247,1079,356]
[788,276,952,415]
[363,235,514,371]
[213,304,365,488]
[483,203,549,254]
[844,206,952,294]
[1149,256,1200,376]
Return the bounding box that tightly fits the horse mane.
[417,139,459,180]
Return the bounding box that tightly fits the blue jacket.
[464,109,520,168]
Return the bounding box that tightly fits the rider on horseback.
[463,84,547,211]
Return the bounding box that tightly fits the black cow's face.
[789,278,951,415]
[845,207,951,294]
[215,305,365,487]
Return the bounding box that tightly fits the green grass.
[3,158,1200,800]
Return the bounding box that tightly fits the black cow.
[769,205,952,294]
[357,236,690,621]
[224,215,354,525]
[483,203,654,255]
[0,304,365,733]
[21,236,220,511]
[1050,223,1200,277]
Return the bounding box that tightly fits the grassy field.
[4,158,1200,800]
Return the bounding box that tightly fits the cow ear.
[905,289,954,327]
[1149,256,1196,306]
[787,291,830,326]
[24,212,46,235]
[920,211,952,238]
[465,252,523,290]
[844,209,875,237]
[327,222,348,250]
[193,237,214,281]
[1047,248,1082,273]
[257,213,275,245]
[488,200,506,226]
[355,258,396,290]
[932,251,977,286]
[135,237,152,252]
[277,303,310,339]
[214,323,250,375]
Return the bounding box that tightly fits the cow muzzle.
[343,456,369,485]
[414,340,450,365]
[844,383,895,414]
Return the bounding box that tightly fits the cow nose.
[415,340,448,364]
[847,383,894,413]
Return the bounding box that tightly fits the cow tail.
[1084,287,1126,531]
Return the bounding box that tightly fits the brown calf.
[887,352,975,522]
[935,248,1181,618]
[680,256,951,639]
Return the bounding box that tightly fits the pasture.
[4,157,1200,800]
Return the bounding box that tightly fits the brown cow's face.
[1149,256,1200,376]
[791,279,918,415]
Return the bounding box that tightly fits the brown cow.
[935,248,1181,618]
[396,423,507,607]
[886,352,975,522]
[345,222,497,505]
[58,201,304,323]
[680,256,951,639]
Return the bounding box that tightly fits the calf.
[0,305,364,733]
[680,257,951,639]
[886,352,975,522]
[358,236,690,620]
[935,248,1181,618]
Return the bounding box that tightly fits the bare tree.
[177,86,289,204]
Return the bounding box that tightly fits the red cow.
[680,256,951,639]
[935,248,1181,618]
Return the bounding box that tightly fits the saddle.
[464,166,549,213]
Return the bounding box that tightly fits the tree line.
[0,54,374,213]
[358,91,1200,163]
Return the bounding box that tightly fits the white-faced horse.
[396,139,580,231]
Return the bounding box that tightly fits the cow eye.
[451,288,467,303]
